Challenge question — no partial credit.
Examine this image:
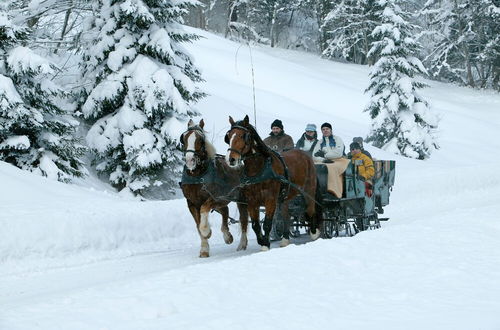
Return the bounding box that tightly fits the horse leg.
[187,202,208,258]
[248,205,266,249]
[236,203,249,251]
[280,202,291,248]
[261,200,278,250]
[218,205,233,244]
[198,202,214,257]
[307,183,322,241]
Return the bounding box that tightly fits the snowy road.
[0,241,261,308]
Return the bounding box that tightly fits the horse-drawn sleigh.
[179,116,396,257]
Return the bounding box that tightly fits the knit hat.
[271,119,283,130]
[305,123,316,132]
[353,137,364,145]
[350,142,361,150]
[321,122,332,130]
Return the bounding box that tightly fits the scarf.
[320,136,336,148]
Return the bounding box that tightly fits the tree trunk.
[54,7,72,54]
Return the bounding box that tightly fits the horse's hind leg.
[280,202,291,248]
[236,203,249,251]
[248,205,266,250]
[261,199,278,250]
[307,180,322,241]
[218,206,234,245]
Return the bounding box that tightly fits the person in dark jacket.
[263,119,294,152]
[295,123,318,156]
[347,136,372,159]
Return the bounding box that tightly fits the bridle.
[180,126,207,166]
[225,125,253,158]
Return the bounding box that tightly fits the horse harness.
[244,152,291,203]
[179,127,227,187]
[227,124,291,202]
[180,158,227,186]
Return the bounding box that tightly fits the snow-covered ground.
[1,28,500,329]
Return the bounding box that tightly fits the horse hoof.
[224,233,234,245]
[237,236,248,251]
[280,238,290,247]
[260,245,270,252]
[199,251,209,258]
[310,230,321,241]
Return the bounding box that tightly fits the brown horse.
[180,119,249,257]
[225,115,322,250]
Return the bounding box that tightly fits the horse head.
[225,115,255,168]
[180,119,214,171]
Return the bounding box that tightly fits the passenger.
[350,142,375,197]
[347,136,372,159]
[312,122,345,163]
[295,123,318,156]
[263,119,294,153]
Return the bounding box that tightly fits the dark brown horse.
[225,115,322,250]
[180,119,249,257]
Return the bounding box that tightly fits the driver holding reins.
[263,119,294,153]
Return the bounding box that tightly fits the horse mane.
[235,120,272,157]
[205,139,216,159]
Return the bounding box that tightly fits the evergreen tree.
[0,11,86,182]
[323,0,381,64]
[365,0,438,160]
[80,0,204,195]
[421,0,499,90]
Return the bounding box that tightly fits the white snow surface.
[1,28,500,329]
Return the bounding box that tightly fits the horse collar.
[181,158,216,185]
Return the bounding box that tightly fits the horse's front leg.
[261,199,278,251]
[280,202,291,247]
[248,204,266,249]
[217,205,234,244]
[199,201,214,257]
[187,202,207,258]
[236,203,249,251]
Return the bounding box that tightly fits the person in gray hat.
[295,123,318,156]
[348,136,372,159]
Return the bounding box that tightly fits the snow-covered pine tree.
[0,11,86,182]
[420,0,499,90]
[365,0,438,160]
[323,0,381,64]
[80,0,204,195]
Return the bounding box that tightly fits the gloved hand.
[323,159,334,164]
[314,150,325,158]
